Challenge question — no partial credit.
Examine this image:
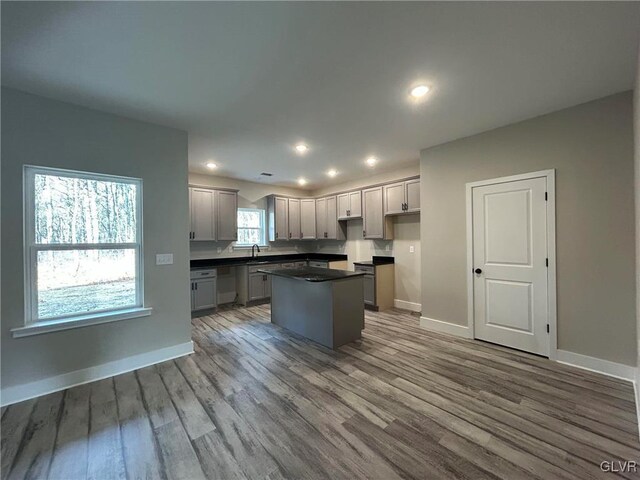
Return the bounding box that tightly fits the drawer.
[354,265,374,275]
[190,268,217,279]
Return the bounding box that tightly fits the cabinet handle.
[195,282,198,290]
[275,232,279,239]
[289,232,292,239]
[363,230,366,237]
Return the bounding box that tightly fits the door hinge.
[546,324,549,333]
[545,258,549,267]
[545,192,548,201]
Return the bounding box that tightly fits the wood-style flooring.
[2,306,639,479]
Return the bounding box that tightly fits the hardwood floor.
[2,306,639,479]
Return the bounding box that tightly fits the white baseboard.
[555,349,636,381]
[419,316,472,339]
[394,299,421,313]
[0,341,194,407]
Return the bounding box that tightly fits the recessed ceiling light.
[295,144,309,154]
[206,162,217,169]
[327,169,338,177]
[410,85,430,98]
[366,157,378,167]
[298,177,307,186]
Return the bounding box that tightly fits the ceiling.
[2,2,639,190]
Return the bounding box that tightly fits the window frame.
[235,207,267,247]
[22,165,145,326]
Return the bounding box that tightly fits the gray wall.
[635,50,640,379]
[1,88,192,389]
[420,92,636,366]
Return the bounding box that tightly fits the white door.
[316,198,327,239]
[274,197,288,241]
[383,182,405,215]
[405,179,421,213]
[472,176,549,356]
[326,196,338,239]
[349,191,362,218]
[216,190,238,241]
[362,187,384,239]
[337,194,350,220]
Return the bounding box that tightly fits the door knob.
[474,268,482,274]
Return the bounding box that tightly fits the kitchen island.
[259,267,365,349]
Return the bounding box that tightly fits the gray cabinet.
[337,190,362,220]
[249,273,269,301]
[383,179,420,215]
[288,199,301,240]
[268,196,289,241]
[216,190,238,240]
[405,179,420,212]
[300,199,316,239]
[363,186,392,239]
[190,269,217,311]
[363,274,375,306]
[189,187,239,241]
[315,196,345,240]
[190,188,216,241]
[316,198,327,238]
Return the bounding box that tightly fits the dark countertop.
[259,267,365,282]
[191,253,347,269]
[353,256,395,266]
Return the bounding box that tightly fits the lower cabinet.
[354,263,394,311]
[249,272,270,301]
[191,269,217,312]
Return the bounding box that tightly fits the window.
[24,166,144,325]
[236,208,266,246]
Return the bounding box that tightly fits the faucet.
[251,244,261,259]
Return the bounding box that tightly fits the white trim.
[10,307,153,338]
[419,316,473,339]
[0,341,194,407]
[634,379,640,442]
[394,299,421,312]
[465,169,557,358]
[23,165,145,326]
[556,349,636,382]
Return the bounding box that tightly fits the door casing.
[466,169,557,360]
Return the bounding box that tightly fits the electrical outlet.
[409,245,415,253]
[155,253,173,265]
[385,244,390,251]
[217,247,222,253]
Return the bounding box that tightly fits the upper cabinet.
[216,190,238,241]
[337,190,362,220]
[268,196,289,241]
[383,178,420,215]
[288,198,301,240]
[316,195,346,240]
[190,188,216,241]
[300,199,316,239]
[363,186,393,240]
[189,187,238,241]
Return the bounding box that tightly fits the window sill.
[232,245,270,251]
[11,307,153,338]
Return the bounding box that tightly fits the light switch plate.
[409,245,415,253]
[156,253,173,265]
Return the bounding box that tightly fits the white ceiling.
[2,2,639,190]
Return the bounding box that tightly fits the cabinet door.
[349,191,362,218]
[265,274,271,298]
[274,197,288,240]
[337,193,350,220]
[300,199,316,239]
[363,275,375,305]
[288,198,301,240]
[315,198,327,239]
[249,273,266,301]
[216,190,238,241]
[325,196,339,239]
[192,278,217,310]
[405,179,420,213]
[190,188,216,241]
[384,182,405,215]
[362,187,384,239]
